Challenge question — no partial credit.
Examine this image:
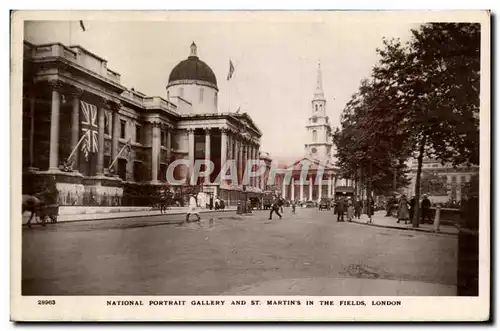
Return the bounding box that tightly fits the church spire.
[313,60,325,100]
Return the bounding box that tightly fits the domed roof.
[168,42,217,88]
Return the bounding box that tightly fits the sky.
[24,13,418,165]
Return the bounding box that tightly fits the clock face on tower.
[311,147,317,154]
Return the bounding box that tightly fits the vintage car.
[318,198,331,211]
[304,200,315,208]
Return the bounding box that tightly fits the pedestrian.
[421,195,432,224]
[336,197,346,222]
[397,195,410,224]
[409,195,416,221]
[346,198,354,222]
[291,200,296,214]
[354,197,361,219]
[367,197,375,223]
[279,196,285,214]
[268,196,282,220]
[186,194,201,222]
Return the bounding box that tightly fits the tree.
[333,23,480,227]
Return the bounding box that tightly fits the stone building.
[22,40,265,206]
[404,158,479,203]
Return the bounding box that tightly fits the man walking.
[269,196,283,220]
[354,197,361,219]
[336,197,346,222]
[421,195,432,224]
[409,195,416,221]
[186,194,201,222]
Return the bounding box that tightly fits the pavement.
[346,211,459,235]
[21,206,237,224]
[22,208,457,296]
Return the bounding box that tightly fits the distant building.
[22,41,264,206]
[404,158,479,203]
[276,62,351,202]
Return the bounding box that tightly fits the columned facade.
[23,40,263,208]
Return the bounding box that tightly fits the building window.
[118,159,127,181]
[179,87,184,98]
[167,90,170,101]
[159,164,167,182]
[120,119,126,139]
[199,88,204,103]
[214,92,218,107]
[133,161,143,182]
[315,104,318,112]
[319,104,323,112]
[312,130,317,142]
[161,130,166,147]
[104,155,111,169]
[135,125,141,144]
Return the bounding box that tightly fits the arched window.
[319,104,323,111]
[199,87,204,103]
[312,130,317,142]
[315,104,318,112]
[179,87,184,98]
[167,90,170,100]
[214,92,218,107]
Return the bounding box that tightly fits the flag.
[80,100,98,161]
[227,60,235,81]
[79,20,86,32]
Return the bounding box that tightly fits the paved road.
[22,208,457,296]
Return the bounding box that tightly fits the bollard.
[433,206,441,232]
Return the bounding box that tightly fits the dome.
[167,42,217,89]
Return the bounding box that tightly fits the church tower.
[304,61,333,162]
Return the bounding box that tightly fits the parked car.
[304,200,315,208]
[319,198,331,211]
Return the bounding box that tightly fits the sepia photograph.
[10,10,490,321]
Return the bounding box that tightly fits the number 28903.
[37,300,56,305]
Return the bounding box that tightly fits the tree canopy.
[333,23,480,223]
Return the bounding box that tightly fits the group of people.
[334,196,373,222]
[394,194,433,225]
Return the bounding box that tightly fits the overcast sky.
[24,13,418,164]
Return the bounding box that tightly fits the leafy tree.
[333,23,480,226]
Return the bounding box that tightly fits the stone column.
[309,176,313,201]
[291,178,295,200]
[318,175,322,201]
[327,174,332,198]
[151,122,161,183]
[233,136,240,185]
[28,93,35,169]
[242,142,247,185]
[96,102,106,176]
[70,89,83,169]
[282,176,287,199]
[249,144,254,187]
[220,128,228,177]
[166,126,172,163]
[204,127,211,184]
[48,80,62,171]
[300,178,304,201]
[111,102,121,162]
[187,128,195,183]
[237,138,243,185]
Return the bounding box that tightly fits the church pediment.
[284,157,336,172]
